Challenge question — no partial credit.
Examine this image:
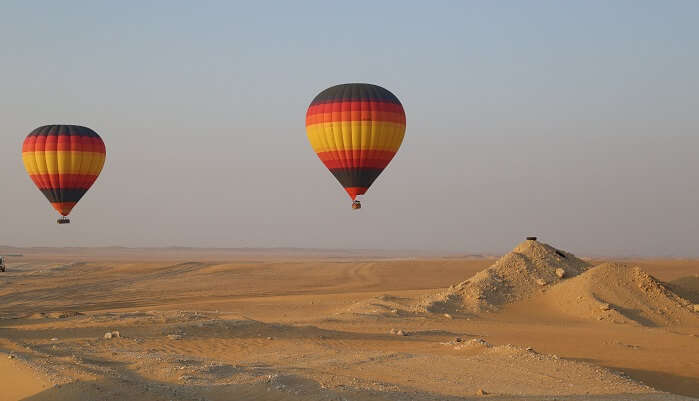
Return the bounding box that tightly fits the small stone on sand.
[469,338,490,347]
[104,332,113,340]
[476,388,488,396]
[555,268,566,278]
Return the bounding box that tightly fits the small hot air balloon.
[22,125,106,224]
[305,83,406,209]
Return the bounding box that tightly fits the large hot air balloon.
[22,125,106,224]
[305,83,406,209]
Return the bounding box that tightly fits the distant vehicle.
[0,256,5,272]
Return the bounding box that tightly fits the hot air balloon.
[305,83,406,209]
[22,125,106,224]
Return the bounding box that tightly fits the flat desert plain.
[1,241,698,401]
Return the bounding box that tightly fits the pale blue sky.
[1,1,697,256]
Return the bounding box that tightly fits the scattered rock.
[536,278,547,286]
[111,331,120,338]
[7,354,15,359]
[443,313,453,319]
[464,338,490,348]
[167,334,184,340]
[600,303,612,311]
[104,332,113,340]
[395,329,407,336]
[616,342,641,350]
[455,337,463,343]
[50,337,58,341]
[266,337,273,340]
[476,388,488,396]
[55,311,83,319]
[555,268,566,279]
[692,304,699,313]
[390,328,398,335]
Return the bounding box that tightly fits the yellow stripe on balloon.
[22,152,106,175]
[307,121,405,153]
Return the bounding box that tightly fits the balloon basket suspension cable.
[57,217,70,224]
[352,200,361,210]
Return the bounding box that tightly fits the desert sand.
[1,241,698,401]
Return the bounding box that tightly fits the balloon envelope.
[22,125,106,217]
[305,83,406,200]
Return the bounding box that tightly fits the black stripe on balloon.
[28,125,100,138]
[329,168,385,189]
[311,83,402,105]
[40,188,88,203]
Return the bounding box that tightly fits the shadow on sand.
[19,375,694,401]
[566,357,699,399]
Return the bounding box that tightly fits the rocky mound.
[538,263,699,326]
[416,239,591,314]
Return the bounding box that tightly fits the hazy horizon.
[1,1,698,257]
[0,244,695,259]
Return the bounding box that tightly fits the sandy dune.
[528,262,698,326]
[0,244,698,400]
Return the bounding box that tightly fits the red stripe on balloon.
[307,101,404,114]
[344,187,368,200]
[51,202,78,216]
[29,174,99,189]
[22,136,106,152]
